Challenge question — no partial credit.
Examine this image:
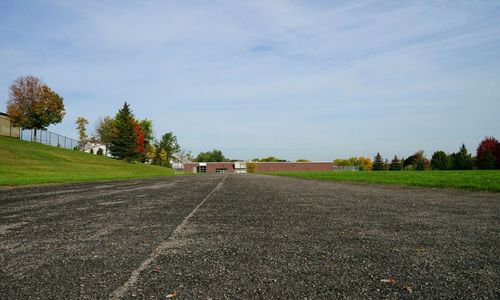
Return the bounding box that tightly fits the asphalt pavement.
[0,174,498,299]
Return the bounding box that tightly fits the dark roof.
[0,112,8,117]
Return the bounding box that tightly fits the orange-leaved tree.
[6,75,65,139]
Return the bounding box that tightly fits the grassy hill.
[0,136,174,186]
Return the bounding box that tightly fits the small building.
[183,161,333,174]
[83,142,111,156]
[0,112,21,138]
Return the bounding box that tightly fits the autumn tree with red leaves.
[134,122,145,155]
[476,137,500,169]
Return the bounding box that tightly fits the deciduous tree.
[95,116,114,156]
[476,137,500,169]
[6,76,65,139]
[431,151,451,170]
[156,132,180,167]
[195,149,227,162]
[75,117,89,149]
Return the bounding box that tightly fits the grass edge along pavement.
[264,170,500,192]
[0,136,174,186]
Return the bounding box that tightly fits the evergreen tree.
[451,144,473,170]
[109,102,138,161]
[389,155,402,171]
[372,152,384,171]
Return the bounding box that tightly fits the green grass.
[0,136,174,186]
[265,170,500,192]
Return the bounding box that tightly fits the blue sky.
[1,0,499,161]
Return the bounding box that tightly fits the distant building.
[83,142,111,156]
[0,112,21,138]
[183,161,333,173]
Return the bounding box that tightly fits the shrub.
[431,151,451,170]
[476,137,500,169]
[247,162,256,173]
[404,151,429,171]
[96,148,104,156]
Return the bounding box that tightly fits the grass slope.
[0,136,174,186]
[266,170,500,192]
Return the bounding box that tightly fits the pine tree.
[451,144,473,170]
[389,155,402,171]
[372,152,384,171]
[109,102,138,161]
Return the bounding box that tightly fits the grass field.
[0,136,174,186]
[266,170,500,192]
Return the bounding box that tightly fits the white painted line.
[110,175,228,299]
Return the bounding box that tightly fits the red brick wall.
[255,162,333,172]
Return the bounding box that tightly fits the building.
[0,112,21,138]
[184,162,239,173]
[183,161,333,173]
[83,142,111,156]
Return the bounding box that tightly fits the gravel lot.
[1,174,498,299]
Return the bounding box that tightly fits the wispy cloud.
[1,0,499,160]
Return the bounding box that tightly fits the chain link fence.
[20,129,80,150]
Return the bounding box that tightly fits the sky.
[1,0,499,161]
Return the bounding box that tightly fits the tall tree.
[451,144,473,170]
[476,137,500,169]
[109,102,138,161]
[372,152,384,171]
[95,116,114,156]
[75,117,89,149]
[6,76,65,139]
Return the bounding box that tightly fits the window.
[197,166,207,173]
[215,168,227,173]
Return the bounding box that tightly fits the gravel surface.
[0,174,498,299]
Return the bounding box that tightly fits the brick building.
[183,161,333,173]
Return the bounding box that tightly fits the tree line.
[371,138,500,171]
[76,102,180,167]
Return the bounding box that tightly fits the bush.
[96,148,104,156]
[404,151,429,171]
[247,162,256,173]
[89,149,94,154]
[476,137,500,169]
[431,151,451,170]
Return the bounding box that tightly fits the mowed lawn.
[0,136,174,186]
[267,170,500,192]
